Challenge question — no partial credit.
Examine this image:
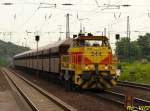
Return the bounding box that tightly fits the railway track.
[4,67,150,110]
[86,90,124,106]
[87,90,150,110]
[1,68,77,111]
[118,81,150,91]
[85,81,150,110]
[105,90,150,106]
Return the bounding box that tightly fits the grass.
[119,62,150,84]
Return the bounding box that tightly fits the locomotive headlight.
[85,66,89,70]
[105,66,108,70]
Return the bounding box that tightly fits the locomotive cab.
[61,33,117,90]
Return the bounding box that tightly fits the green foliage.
[0,57,9,66]
[0,40,30,66]
[137,33,150,57]
[116,38,130,59]
[116,33,150,61]
[119,62,150,84]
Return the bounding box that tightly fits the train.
[13,33,118,90]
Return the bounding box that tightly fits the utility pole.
[80,21,83,34]
[78,17,89,34]
[127,16,131,63]
[83,27,86,34]
[66,14,70,39]
[24,38,27,47]
[35,35,40,77]
[58,25,62,41]
[104,28,106,36]
[9,32,12,42]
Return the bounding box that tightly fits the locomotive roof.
[14,38,73,58]
[76,35,109,41]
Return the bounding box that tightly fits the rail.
[2,68,77,111]
[118,81,150,91]
[86,90,150,109]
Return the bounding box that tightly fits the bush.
[119,62,150,84]
[0,57,9,66]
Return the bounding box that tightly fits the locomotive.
[13,33,118,90]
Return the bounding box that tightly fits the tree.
[130,41,142,59]
[116,37,142,61]
[116,37,130,60]
[137,33,150,59]
[116,33,150,61]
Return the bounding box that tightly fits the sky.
[0,0,150,50]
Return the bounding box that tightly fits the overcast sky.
[0,0,150,49]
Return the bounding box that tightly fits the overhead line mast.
[66,14,70,39]
[127,16,131,63]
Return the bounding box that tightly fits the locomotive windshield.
[80,40,109,46]
[73,35,110,47]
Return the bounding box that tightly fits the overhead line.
[94,0,100,7]
[16,5,40,30]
